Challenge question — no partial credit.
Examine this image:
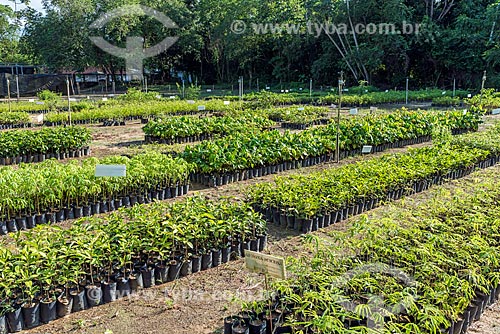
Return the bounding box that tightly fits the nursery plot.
[18,161,500,334]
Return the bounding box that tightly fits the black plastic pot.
[15,216,27,230]
[117,278,131,298]
[90,203,100,215]
[180,259,193,277]
[201,252,213,270]
[26,215,36,229]
[35,213,46,226]
[22,302,40,329]
[249,318,267,334]
[102,282,117,304]
[240,240,251,257]
[0,315,6,334]
[222,245,232,263]
[258,235,268,251]
[0,221,7,235]
[100,201,109,213]
[122,196,131,207]
[170,186,179,198]
[40,299,57,324]
[155,264,169,284]
[56,295,73,318]
[231,241,242,259]
[212,249,223,267]
[141,268,155,288]
[191,256,201,273]
[302,219,313,233]
[167,260,182,281]
[224,316,240,334]
[249,239,259,252]
[71,289,87,312]
[85,285,102,308]
[74,207,84,219]
[232,319,250,334]
[129,273,142,293]
[82,205,92,217]
[65,207,75,220]
[6,307,23,333]
[55,209,65,222]
[6,219,17,233]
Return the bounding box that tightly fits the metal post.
[310,78,313,98]
[182,80,185,99]
[337,71,344,164]
[15,75,20,101]
[405,78,409,105]
[257,78,259,92]
[66,78,71,125]
[145,77,148,93]
[112,81,116,95]
[453,78,456,97]
[480,71,487,106]
[6,78,11,112]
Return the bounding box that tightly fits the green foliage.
[116,88,160,102]
[249,165,500,332]
[181,110,481,175]
[0,151,192,219]
[0,126,91,158]
[0,196,266,304]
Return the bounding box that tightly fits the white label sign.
[468,94,472,98]
[224,101,231,106]
[331,104,337,109]
[169,96,176,99]
[95,165,127,177]
[350,108,358,115]
[198,105,206,111]
[362,145,373,154]
[187,100,195,104]
[298,107,305,111]
[245,250,286,279]
[102,98,108,101]
[442,91,447,95]
[36,114,44,123]
[207,89,212,92]
[36,102,45,105]
[492,109,500,115]
[28,99,35,102]
[266,86,271,90]
[370,107,378,112]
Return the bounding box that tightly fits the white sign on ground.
[468,94,472,98]
[362,145,373,154]
[187,100,195,104]
[298,107,305,111]
[28,99,35,102]
[492,109,500,115]
[224,101,231,105]
[102,98,108,101]
[198,105,206,111]
[350,108,358,115]
[245,250,286,279]
[207,89,212,92]
[170,96,176,99]
[95,165,127,177]
[36,114,44,123]
[36,102,45,105]
[370,107,378,112]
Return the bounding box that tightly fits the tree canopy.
[8,0,500,88]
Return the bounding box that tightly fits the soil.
[16,113,500,334]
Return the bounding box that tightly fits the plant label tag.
[298,107,305,111]
[362,145,373,154]
[442,91,447,95]
[207,89,212,92]
[492,109,500,115]
[245,250,286,279]
[266,86,270,90]
[187,100,195,104]
[108,94,115,97]
[463,109,468,115]
[29,99,35,102]
[36,102,45,105]
[156,95,162,99]
[468,94,472,98]
[169,96,176,99]
[350,108,358,115]
[95,165,126,177]
[69,98,78,102]
[102,98,108,101]
[37,114,44,122]
[224,101,231,105]
[370,107,378,112]
[331,104,337,108]
[198,105,206,111]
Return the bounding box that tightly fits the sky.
[0,0,44,13]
